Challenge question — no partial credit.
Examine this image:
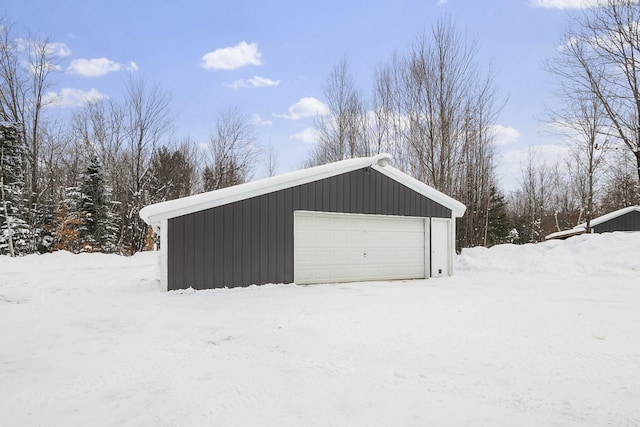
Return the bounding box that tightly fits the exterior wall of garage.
[593,210,640,233]
[167,167,452,290]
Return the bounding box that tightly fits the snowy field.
[1,233,639,426]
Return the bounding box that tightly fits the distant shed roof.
[545,227,586,240]
[545,206,640,240]
[140,153,466,230]
[579,206,640,229]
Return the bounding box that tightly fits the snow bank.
[457,231,640,278]
[1,234,639,426]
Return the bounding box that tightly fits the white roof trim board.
[545,205,640,240]
[140,153,466,230]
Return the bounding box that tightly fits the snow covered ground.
[1,232,639,426]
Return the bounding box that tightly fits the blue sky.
[3,0,587,190]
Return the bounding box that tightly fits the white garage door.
[294,211,427,285]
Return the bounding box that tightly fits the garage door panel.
[294,211,426,285]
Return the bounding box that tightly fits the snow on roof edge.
[140,153,465,226]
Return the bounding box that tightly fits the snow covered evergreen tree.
[78,156,119,253]
[485,186,511,247]
[51,157,119,254]
[0,122,31,256]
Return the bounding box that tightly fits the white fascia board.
[371,164,467,217]
[450,210,456,276]
[159,219,168,292]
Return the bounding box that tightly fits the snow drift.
[0,232,639,426]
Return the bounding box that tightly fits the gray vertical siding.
[593,210,640,233]
[167,167,452,290]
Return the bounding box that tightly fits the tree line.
[309,4,640,246]
[0,16,261,255]
[510,0,640,242]
[3,2,640,257]
[310,18,509,249]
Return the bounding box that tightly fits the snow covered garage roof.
[140,153,466,228]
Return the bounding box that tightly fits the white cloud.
[528,0,601,8]
[251,114,273,126]
[227,76,280,89]
[502,144,571,174]
[437,0,448,5]
[14,39,70,72]
[14,39,70,57]
[43,88,108,107]
[67,58,138,77]
[491,125,521,146]
[14,38,30,52]
[201,41,262,71]
[48,42,72,58]
[499,144,571,191]
[275,97,329,120]
[289,127,319,144]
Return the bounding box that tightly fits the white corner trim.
[159,219,168,292]
[424,217,431,279]
[450,211,456,276]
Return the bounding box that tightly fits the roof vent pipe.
[373,153,392,167]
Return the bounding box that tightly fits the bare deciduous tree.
[372,52,410,167]
[508,149,574,242]
[377,18,504,247]
[206,107,258,190]
[546,56,609,232]
[119,76,172,254]
[309,18,505,248]
[561,0,640,200]
[600,146,640,210]
[265,143,279,177]
[310,57,369,165]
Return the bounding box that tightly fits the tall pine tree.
[202,166,215,192]
[51,156,119,253]
[148,146,193,203]
[78,155,119,253]
[485,186,511,247]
